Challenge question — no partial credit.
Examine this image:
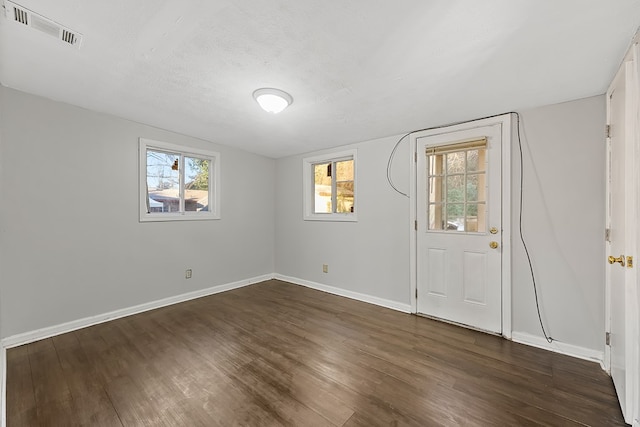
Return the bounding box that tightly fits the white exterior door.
[415,123,503,334]
[606,41,639,425]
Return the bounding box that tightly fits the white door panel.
[416,124,502,333]
[606,50,639,425]
[608,64,628,421]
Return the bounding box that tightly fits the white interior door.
[606,44,639,425]
[607,62,630,421]
[416,124,502,333]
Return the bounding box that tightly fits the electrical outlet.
[185,269,192,279]
[322,264,328,273]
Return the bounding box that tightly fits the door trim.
[409,113,513,339]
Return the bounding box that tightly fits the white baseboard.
[274,274,411,313]
[511,331,604,367]
[1,273,274,350]
[1,346,5,427]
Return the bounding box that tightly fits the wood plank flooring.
[6,280,626,426]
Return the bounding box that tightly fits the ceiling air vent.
[4,0,83,48]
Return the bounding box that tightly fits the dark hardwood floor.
[7,280,626,426]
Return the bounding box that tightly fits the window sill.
[140,213,221,222]
[303,214,357,222]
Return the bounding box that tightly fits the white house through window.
[139,138,220,222]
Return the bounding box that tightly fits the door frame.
[409,113,513,338]
[604,36,640,426]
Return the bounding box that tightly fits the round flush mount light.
[253,88,293,114]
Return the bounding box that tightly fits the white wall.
[0,85,606,356]
[513,96,606,352]
[275,135,412,306]
[275,95,606,354]
[0,86,4,427]
[0,86,275,339]
[0,86,3,338]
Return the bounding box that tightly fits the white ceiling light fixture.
[253,88,293,114]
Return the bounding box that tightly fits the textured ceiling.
[1,1,639,158]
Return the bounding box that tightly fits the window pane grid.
[427,145,486,232]
[140,138,220,222]
[145,149,213,215]
[312,159,354,214]
[303,149,357,221]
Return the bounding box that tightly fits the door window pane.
[446,175,464,203]
[426,141,487,233]
[446,152,465,174]
[429,154,443,176]
[429,203,443,230]
[428,176,443,204]
[447,204,464,230]
[467,149,486,172]
[467,203,486,233]
[466,174,480,202]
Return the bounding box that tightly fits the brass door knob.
[608,255,625,266]
[489,241,499,249]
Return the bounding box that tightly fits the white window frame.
[303,148,357,222]
[139,138,221,222]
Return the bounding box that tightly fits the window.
[426,138,486,232]
[139,138,220,222]
[303,149,357,221]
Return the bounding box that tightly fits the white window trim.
[303,148,357,222]
[139,138,221,222]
